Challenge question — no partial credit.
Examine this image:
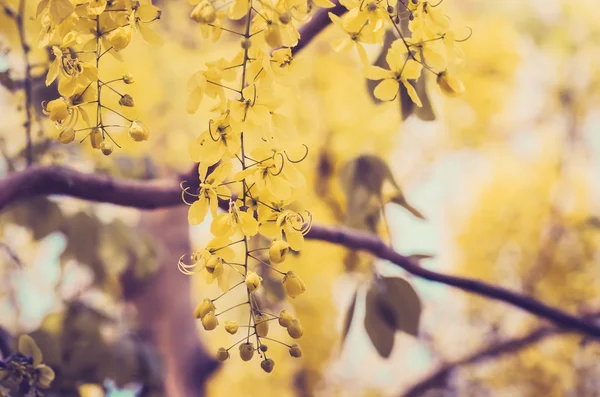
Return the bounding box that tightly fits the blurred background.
[2,0,600,396]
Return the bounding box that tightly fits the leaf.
[364,285,395,358]
[378,277,422,337]
[5,198,64,240]
[342,290,358,343]
[389,192,426,220]
[18,335,43,366]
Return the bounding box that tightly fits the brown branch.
[401,312,600,397]
[2,165,600,338]
[293,0,346,55]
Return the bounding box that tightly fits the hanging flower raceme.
[179,0,464,374]
[38,0,161,154]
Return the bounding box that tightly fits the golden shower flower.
[269,239,290,264]
[191,0,217,23]
[211,202,259,237]
[100,141,114,156]
[287,319,303,339]
[87,0,107,15]
[259,208,311,251]
[282,271,306,298]
[123,73,135,84]
[58,127,75,144]
[229,0,250,20]
[278,310,293,328]
[130,3,163,45]
[245,271,262,293]
[339,0,388,33]
[107,27,132,51]
[239,342,254,361]
[224,321,239,334]
[44,98,69,122]
[129,119,150,141]
[194,298,216,319]
[201,311,219,330]
[363,39,423,105]
[187,161,232,225]
[255,313,269,337]
[90,127,102,149]
[436,70,465,97]
[189,112,241,165]
[36,0,75,25]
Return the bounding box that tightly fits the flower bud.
[100,141,114,156]
[107,27,132,51]
[289,344,302,358]
[278,12,291,24]
[201,311,218,330]
[239,342,254,361]
[58,127,75,144]
[123,73,135,84]
[90,127,102,149]
[261,358,275,373]
[287,319,303,339]
[255,313,269,337]
[278,310,293,328]
[205,256,223,275]
[129,119,150,141]
[216,347,229,361]
[269,239,289,264]
[259,344,268,352]
[190,0,216,24]
[282,271,306,299]
[436,71,465,97]
[194,298,216,319]
[245,271,262,293]
[45,98,69,122]
[224,321,239,335]
[241,38,252,49]
[119,94,135,107]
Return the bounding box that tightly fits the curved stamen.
[284,144,308,163]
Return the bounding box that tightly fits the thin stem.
[212,281,245,301]
[248,254,286,275]
[215,301,249,316]
[259,336,292,348]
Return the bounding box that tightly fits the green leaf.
[342,290,358,343]
[364,285,395,358]
[378,277,422,337]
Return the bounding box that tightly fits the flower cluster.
[178,0,322,372]
[331,0,466,103]
[0,336,55,396]
[38,0,161,155]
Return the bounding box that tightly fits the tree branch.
[401,312,600,397]
[1,165,600,338]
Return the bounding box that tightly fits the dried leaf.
[342,290,358,343]
[364,285,395,358]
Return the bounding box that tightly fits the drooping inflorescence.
[178,0,463,373]
[38,0,161,155]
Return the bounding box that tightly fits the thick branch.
[401,312,600,397]
[1,166,600,338]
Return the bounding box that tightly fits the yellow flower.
[436,70,465,97]
[123,73,135,84]
[211,202,259,237]
[129,119,150,141]
[100,141,114,156]
[107,27,132,51]
[229,0,250,20]
[269,239,290,264]
[287,319,303,339]
[261,358,275,373]
[187,162,232,225]
[44,98,69,122]
[250,6,300,48]
[201,311,219,330]
[46,46,98,97]
[189,112,241,166]
[187,59,237,114]
[363,39,423,105]
[58,127,75,144]
[239,342,254,361]
[282,271,306,298]
[329,12,383,65]
[90,127,102,149]
[408,1,450,41]
[36,0,74,25]
[194,298,216,319]
[245,271,262,292]
[234,148,295,201]
[289,344,302,357]
[216,347,230,361]
[259,209,311,251]
[255,313,269,337]
[224,321,239,334]
[278,309,293,327]
[179,236,236,291]
[229,85,279,134]
[191,0,216,23]
[340,0,388,33]
[130,3,163,45]
[87,0,107,15]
